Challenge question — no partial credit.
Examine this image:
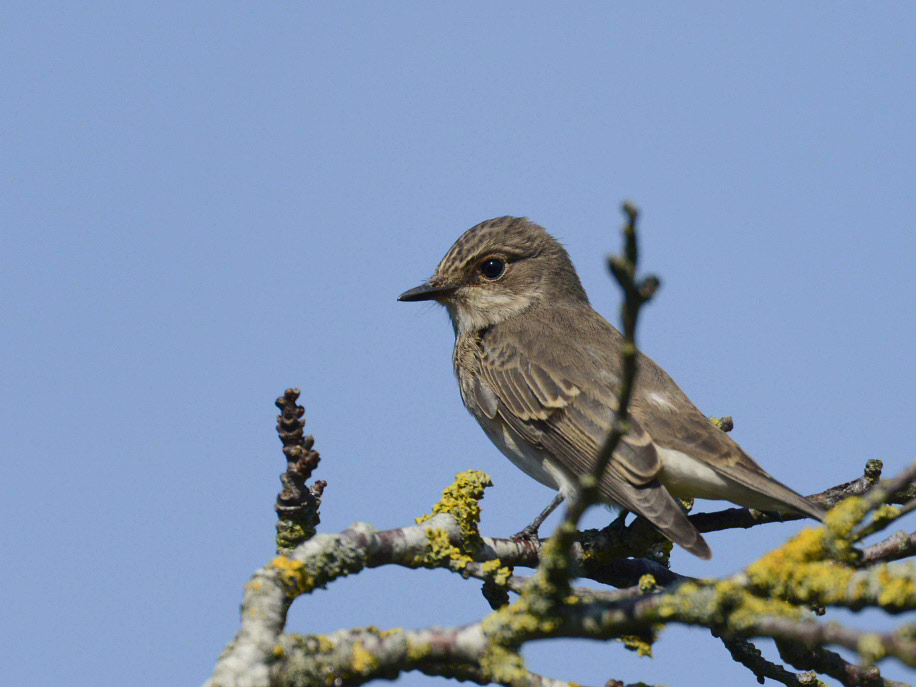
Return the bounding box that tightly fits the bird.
[398,216,824,558]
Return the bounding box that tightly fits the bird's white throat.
[445,291,535,334]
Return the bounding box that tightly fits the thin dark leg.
[511,492,565,540]
[603,509,631,538]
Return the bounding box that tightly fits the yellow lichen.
[872,504,901,521]
[316,635,335,654]
[478,644,528,685]
[857,633,886,664]
[745,522,855,606]
[479,558,514,586]
[638,574,657,592]
[823,497,869,548]
[411,471,508,582]
[412,529,472,576]
[349,641,378,673]
[744,499,916,611]
[417,470,492,550]
[712,580,802,631]
[405,637,432,662]
[619,633,654,657]
[875,564,916,610]
[362,625,399,640]
[271,555,314,596]
[525,528,578,600]
[650,579,801,639]
[276,520,311,550]
[478,587,563,652]
[861,504,903,540]
[654,581,698,619]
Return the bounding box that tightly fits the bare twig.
[721,637,820,687]
[775,638,910,687]
[275,389,325,550]
[751,616,916,668]
[561,203,657,534]
[860,530,916,565]
[867,461,916,508]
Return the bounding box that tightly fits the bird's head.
[398,216,588,334]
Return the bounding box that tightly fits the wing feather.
[476,330,710,558]
[631,353,825,521]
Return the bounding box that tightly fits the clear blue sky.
[2,4,914,686]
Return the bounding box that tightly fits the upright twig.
[558,202,658,534]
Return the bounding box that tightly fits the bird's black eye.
[480,258,505,280]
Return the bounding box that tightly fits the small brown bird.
[399,216,823,558]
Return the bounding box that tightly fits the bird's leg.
[603,509,631,540]
[511,492,565,540]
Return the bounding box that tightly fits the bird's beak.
[397,281,458,302]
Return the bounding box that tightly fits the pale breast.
[475,411,567,492]
[454,333,573,496]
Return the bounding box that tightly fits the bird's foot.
[509,492,565,541]
[510,523,541,541]
[601,509,630,540]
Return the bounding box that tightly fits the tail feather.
[721,464,826,522]
[601,475,711,559]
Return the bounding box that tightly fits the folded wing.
[475,331,711,559]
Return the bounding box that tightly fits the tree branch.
[276,625,621,687]
[720,637,821,687]
[775,638,911,687]
[860,530,916,565]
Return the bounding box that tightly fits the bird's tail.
[717,462,827,523]
[601,475,711,559]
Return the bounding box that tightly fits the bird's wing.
[476,331,710,558]
[631,353,825,521]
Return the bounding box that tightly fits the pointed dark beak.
[397,281,458,302]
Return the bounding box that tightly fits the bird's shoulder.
[458,302,630,442]
[474,300,625,400]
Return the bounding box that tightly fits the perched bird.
[398,216,824,558]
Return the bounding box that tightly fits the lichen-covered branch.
[206,425,916,687]
[751,616,916,668]
[275,625,612,687]
[220,532,916,686]
[206,472,507,687]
